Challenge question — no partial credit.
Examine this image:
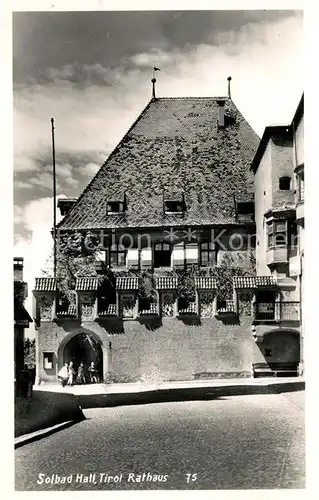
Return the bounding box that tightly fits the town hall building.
[32,79,303,384]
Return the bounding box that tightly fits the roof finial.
[151,77,157,99]
[227,76,232,99]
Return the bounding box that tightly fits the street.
[15,389,305,490]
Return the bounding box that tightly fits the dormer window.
[279,176,291,191]
[164,199,186,214]
[236,202,254,222]
[107,201,124,214]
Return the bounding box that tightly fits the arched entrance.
[259,329,300,364]
[61,331,104,383]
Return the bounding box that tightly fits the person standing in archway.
[67,361,76,386]
[58,363,69,387]
[88,361,98,384]
[76,362,86,385]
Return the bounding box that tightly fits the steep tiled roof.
[116,277,139,290]
[75,277,99,291]
[34,278,57,292]
[155,276,178,290]
[194,277,217,289]
[58,97,259,230]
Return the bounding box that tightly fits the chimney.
[14,257,24,282]
[217,99,225,128]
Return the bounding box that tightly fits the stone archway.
[58,329,107,383]
[259,329,300,364]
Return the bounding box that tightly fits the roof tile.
[116,277,139,290]
[34,278,57,292]
[75,277,99,291]
[233,276,277,288]
[155,276,178,290]
[195,277,217,289]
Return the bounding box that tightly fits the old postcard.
[10,1,306,496]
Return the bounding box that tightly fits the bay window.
[267,220,287,249]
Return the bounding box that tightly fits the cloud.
[14,180,33,190]
[14,14,303,186]
[81,162,100,177]
[14,196,66,338]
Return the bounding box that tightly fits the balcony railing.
[216,300,236,315]
[178,301,197,315]
[139,302,158,316]
[98,303,117,317]
[254,302,300,322]
[56,303,77,317]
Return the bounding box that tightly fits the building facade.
[250,94,304,377]
[14,257,33,396]
[32,88,303,383]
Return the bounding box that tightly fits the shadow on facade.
[215,315,240,326]
[136,317,163,331]
[176,316,202,326]
[95,318,125,335]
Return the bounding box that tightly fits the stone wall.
[35,316,268,383]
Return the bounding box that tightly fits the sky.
[12,9,303,337]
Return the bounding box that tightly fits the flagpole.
[51,117,57,279]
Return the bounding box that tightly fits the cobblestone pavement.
[15,390,305,491]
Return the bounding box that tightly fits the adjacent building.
[250,94,304,376]
[14,257,33,396]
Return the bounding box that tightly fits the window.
[199,242,216,267]
[279,176,291,191]
[154,243,171,268]
[107,201,124,213]
[267,220,287,248]
[185,243,199,266]
[288,220,298,255]
[109,244,127,268]
[236,202,254,222]
[97,285,116,315]
[43,352,54,370]
[264,349,272,358]
[164,200,186,214]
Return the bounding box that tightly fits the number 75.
[186,473,197,483]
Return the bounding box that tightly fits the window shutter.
[141,248,152,267]
[172,243,185,268]
[126,249,139,268]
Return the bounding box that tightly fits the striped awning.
[34,277,57,292]
[155,276,178,290]
[116,277,139,290]
[194,277,217,289]
[75,277,99,291]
